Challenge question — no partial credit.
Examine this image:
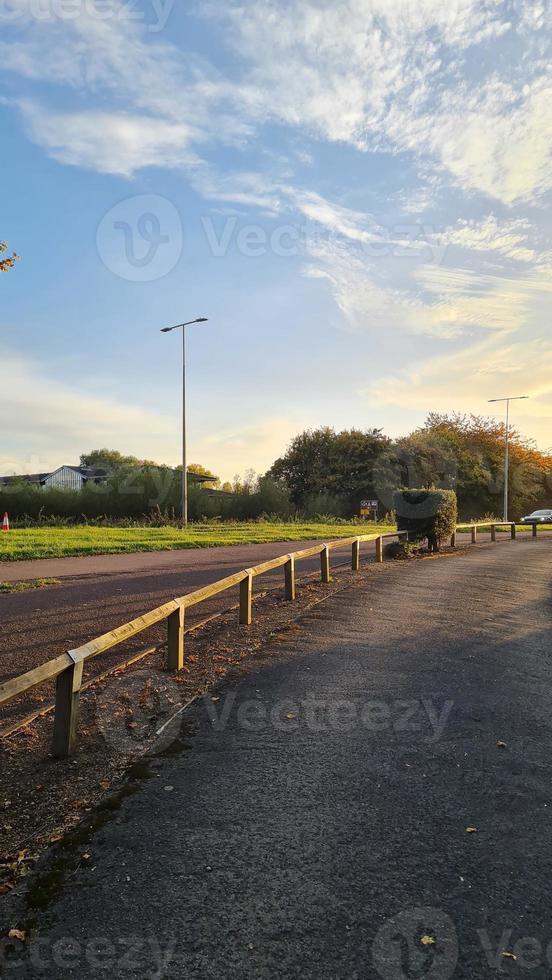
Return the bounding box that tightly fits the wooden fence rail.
[0,522,543,758]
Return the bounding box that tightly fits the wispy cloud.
[3,0,551,206]
[435,215,536,263]
[365,333,552,449]
[0,352,175,472]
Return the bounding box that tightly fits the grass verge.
[0,523,393,562]
[0,578,60,594]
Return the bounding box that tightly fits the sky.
[0,0,551,482]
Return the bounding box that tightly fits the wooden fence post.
[511,524,517,540]
[533,523,538,538]
[52,654,84,758]
[491,524,496,542]
[470,525,477,544]
[451,531,457,548]
[167,605,185,671]
[239,572,253,625]
[376,536,384,563]
[284,556,295,601]
[320,546,330,583]
[352,539,360,572]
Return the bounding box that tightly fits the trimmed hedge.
[394,488,458,552]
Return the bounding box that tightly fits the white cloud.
[211,0,551,204]
[435,215,536,262]
[195,416,310,479]
[0,353,177,472]
[364,333,552,449]
[0,352,308,481]
[20,103,199,176]
[404,77,552,206]
[2,0,550,206]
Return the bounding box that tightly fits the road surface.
[3,536,552,978]
[0,535,386,685]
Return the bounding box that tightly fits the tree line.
[2,415,551,524]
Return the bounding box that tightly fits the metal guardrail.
[0,520,545,758]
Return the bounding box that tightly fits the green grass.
[0,523,394,562]
[0,577,60,593]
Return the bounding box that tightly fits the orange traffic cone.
[2,512,9,532]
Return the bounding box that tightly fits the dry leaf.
[496,741,507,749]
[420,936,436,946]
[466,827,478,833]
[502,952,517,961]
[286,713,297,720]
[8,929,26,942]
[0,883,14,896]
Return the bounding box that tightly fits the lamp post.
[488,395,529,522]
[161,317,208,525]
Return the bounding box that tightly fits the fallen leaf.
[496,741,507,749]
[8,929,26,942]
[0,884,13,896]
[286,713,297,721]
[420,936,436,946]
[466,827,478,833]
[502,952,517,960]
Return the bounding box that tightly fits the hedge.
[394,488,458,552]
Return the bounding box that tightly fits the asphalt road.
[0,536,381,685]
[4,537,552,978]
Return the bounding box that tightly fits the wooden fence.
[0,522,544,758]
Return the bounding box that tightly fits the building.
[0,465,109,491]
[0,466,218,492]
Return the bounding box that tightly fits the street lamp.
[161,317,208,525]
[488,395,529,522]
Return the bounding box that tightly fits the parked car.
[520,509,552,524]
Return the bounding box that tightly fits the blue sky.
[1,0,551,481]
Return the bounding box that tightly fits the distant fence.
[0,522,546,758]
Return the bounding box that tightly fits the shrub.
[384,540,417,560]
[393,488,457,553]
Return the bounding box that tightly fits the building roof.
[0,466,108,485]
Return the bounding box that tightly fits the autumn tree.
[0,241,19,273]
[397,414,552,519]
[187,463,220,489]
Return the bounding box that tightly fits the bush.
[384,540,418,560]
[393,488,457,553]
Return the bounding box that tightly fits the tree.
[80,449,157,470]
[1,241,19,273]
[268,427,391,512]
[396,414,552,520]
[187,463,220,489]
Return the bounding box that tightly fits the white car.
[520,509,552,524]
